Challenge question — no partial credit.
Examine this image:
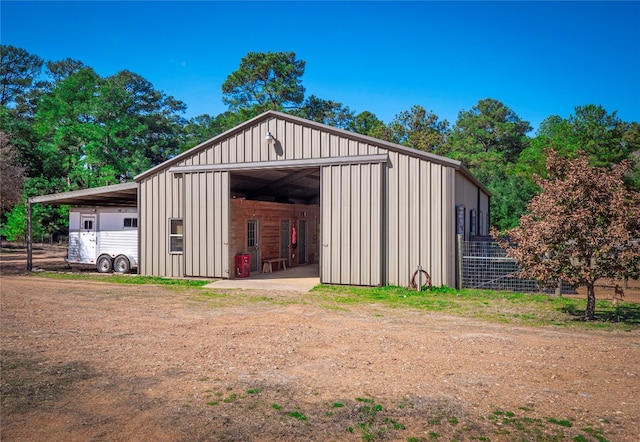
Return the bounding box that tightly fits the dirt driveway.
[1,247,639,441]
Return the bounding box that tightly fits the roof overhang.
[28,182,138,207]
[168,154,389,174]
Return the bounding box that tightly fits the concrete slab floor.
[204,264,320,293]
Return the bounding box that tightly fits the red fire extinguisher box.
[235,254,251,278]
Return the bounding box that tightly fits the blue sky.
[2,1,639,132]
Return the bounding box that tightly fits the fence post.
[27,199,33,272]
[456,234,463,290]
[555,280,562,297]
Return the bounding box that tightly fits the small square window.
[169,219,183,254]
[84,220,93,230]
[124,218,138,228]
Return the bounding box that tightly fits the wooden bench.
[262,258,287,273]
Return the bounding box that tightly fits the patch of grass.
[189,388,617,441]
[33,271,210,287]
[347,397,407,441]
[581,427,609,442]
[222,393,237,403]
[286,410,307,421]
[484,408,610,441]
[547,417,572,427]
[311,284,640,329]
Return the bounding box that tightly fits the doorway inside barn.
[228,167,320,281]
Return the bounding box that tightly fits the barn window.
[169,219,183,254]
[123,218,138,228]
[470,210,477,237]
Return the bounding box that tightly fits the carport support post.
[27,198,33,271]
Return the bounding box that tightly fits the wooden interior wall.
[229,199,320,274]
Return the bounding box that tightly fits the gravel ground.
[1,246,639,441]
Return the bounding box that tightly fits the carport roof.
[28,182,138,207]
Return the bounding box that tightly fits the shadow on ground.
[560,302,640,324]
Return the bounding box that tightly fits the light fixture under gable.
[265,131,274,144]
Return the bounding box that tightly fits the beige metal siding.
[321,163,382,286]
[443,167,456,285]
[455,171,481,239]
[139,170,183,277]
[383,153,457,288]
[183,171,229,278]
[173,118,382,168]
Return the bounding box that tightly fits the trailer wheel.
[113,255,131,274]
[97,255,113,273]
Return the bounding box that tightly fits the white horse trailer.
[67,207,138,273]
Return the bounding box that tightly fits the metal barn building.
[29,110,490,288]
[135,110,489,287]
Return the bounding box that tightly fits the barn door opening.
[247,219,259,273]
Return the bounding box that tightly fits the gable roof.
[135,110,488,193]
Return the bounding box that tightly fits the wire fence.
[460,240,576,294]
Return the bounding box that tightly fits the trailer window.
[83,220,93,230]
[124,218,138,228]
[169,219,183,254]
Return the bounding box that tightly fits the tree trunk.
[585,281,596,320]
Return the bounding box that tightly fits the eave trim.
[168,154,389,174]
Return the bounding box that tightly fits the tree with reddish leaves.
[494,150,640,320]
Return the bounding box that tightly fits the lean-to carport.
[26,182,138,271]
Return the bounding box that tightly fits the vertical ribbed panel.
[383,153,457,288]
[321,163,382,286]
[387,151,399,284]
[139,171,183,277]
[430,164,443,286]
[443,167,456,285]
[420,160,431,282]
[183,171,229,278]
